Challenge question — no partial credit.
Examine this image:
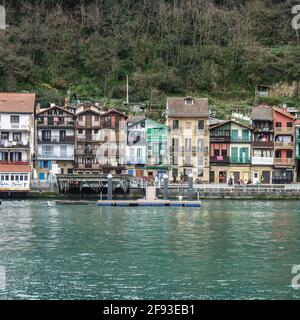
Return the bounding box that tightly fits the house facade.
[127,117,169,180]
[167,97,209,183]
[295,120,300,182]
[209,120,252,184]
[36,105,76,180]
[0,93,35,194]
[75,108,127,174]
[251,104,274,184]
[273,107,295,183]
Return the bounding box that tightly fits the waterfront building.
[35,105,76,180]
[166,96,209,183]
[295,120,300,182]
[127,117,169,180]
[75,107,127,174]
[0,93,35,195]
[273,107,295,183]
[209,120,252,184]
[250,104,274,184]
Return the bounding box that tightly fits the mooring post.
[163,174,169,200]
[107,174,113,200]
[188,173,193,201]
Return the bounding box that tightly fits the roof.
[0,164,32,173]
[102,109,128,119]
[0,93,36,113]
[273,107,295,120]
[127,117,168,129]
[251,104,273,121]
[167,97,209,118]
[210,119,252,130]
[76,108,101,116]
[127,116,146,126]
[36,105,75,116]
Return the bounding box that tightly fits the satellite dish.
[0,5,6,30]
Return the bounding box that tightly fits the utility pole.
[126,74,129,105]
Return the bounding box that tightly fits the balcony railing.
[231,137,251,143]
[210,135,231,143]
[210,156,230,164]
[0,124,30,131]
[252,157,274,165]
[274,142,294,149]
[253,127,273,132]
[77,135,100,142]
[0,161,30,165]
[253,141,274,148]
[274,158,294,166]
[231,157,251,164]
[38,121,75,127]
[37,154,74,160]
[0,140,30,148]
[38,136,75,144]
[274,127,294,135]
[76,121,101,128]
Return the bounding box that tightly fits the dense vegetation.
[0,0,300,117]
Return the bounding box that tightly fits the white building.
[0,92,35,194]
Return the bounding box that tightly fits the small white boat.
[46,201,54,207]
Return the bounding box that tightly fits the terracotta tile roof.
[251,104,273,121]
[167,97,209,118]
[0,93,36,113]
[0,164,32,173]
[210,119,252,130]
[273,107,295,119]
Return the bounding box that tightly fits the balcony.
[210,156,230,164]
[0,140,30,149]
[0,123,30,131]
[76,121,101,129]
[231,157,251,164]
[210,135,231,143]
[37,153,74,160]
[253,126,273,133]
[231,137,251,143]
[274,158,294,167]
[252,157,274,165]
[0,161,30,165]
[252,141,274,148]
[274,127,294,135]
[77,135,100,143]
[38,121,75,128]
[274,142,294,149]
[127,158,147,165]
[38,136,75,144]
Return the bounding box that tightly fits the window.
[198,120,204,130]
[105,116,111,126]
[24,175,28,181]
[198,169,204,177]
[287,122,293,128]
[10,116,19,124]
[94,129,99,134]
[20,175,24,181]
[5,175,9,181]
[79,116,83,121]
[11,175,14,181]
[94,115,100,121]
[173,156,178,165]
[59,130,66,142]
[172,138,179,152]
[275,150,282,158]
[173,120,179,130]
[15,175,19,181]
[13,133,21,142]
[78,129,83,134]
[275,122,282,128]
[42,130,51,142]
[185,98,194,105]
[1,175,4,181]
[185,156,192,165]
[48,117,54,126]
[42,146,54,156]
[141,122,145,128]
[1,132,9,140]
[68,169,73,174]
[185,138,192,152]
[198,156,204,166]
[287,150,293,158]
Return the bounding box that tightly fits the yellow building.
[166,96,210,183]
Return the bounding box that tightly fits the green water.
[0,200,300,300]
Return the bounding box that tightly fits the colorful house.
[251,104,274,184]
[295,120,300,182]
[273,107,295,183]
[127,118,169,179]
[36,105,76,180]
[167,96,210,183]
[209,120,252,184]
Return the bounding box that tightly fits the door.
[231,147,238,163]
[262,171,271,184]
[233,172,240,183]
[86,129,92,141]
[242,129,249,142]
[86,115,92,127]
[240,147,248,164]
[209,171,215,183]
[253,172,259,184]
[219,171,227,183]
[231,129,238,142]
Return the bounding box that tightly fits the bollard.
[107,174,113,200]
[188,172,193,201]
[163,174,169,200]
